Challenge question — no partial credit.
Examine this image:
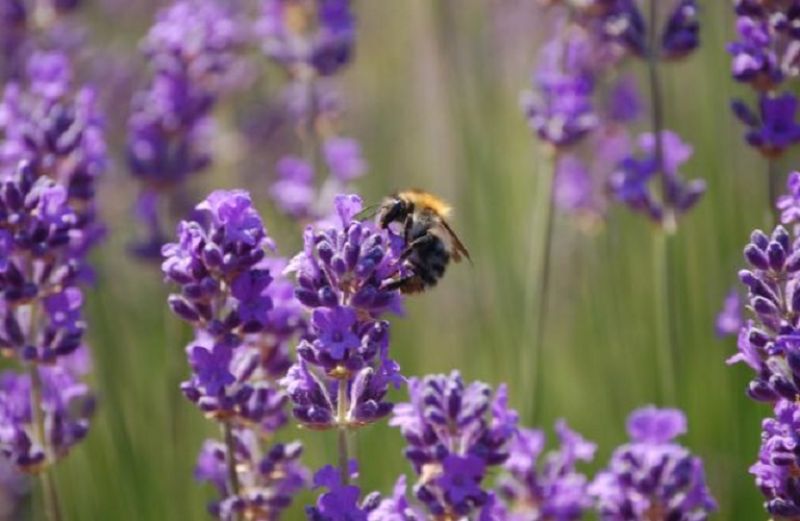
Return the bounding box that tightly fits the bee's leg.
[400,234,436,260]
[403,214,414,245]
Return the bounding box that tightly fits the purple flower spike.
[661,0,700,60]
[778,171,800,231]
[590,406,717,520]
[128,0,245,258]
[195,429,308,520]
[729,225,800,403]
[715,289,743,338]
[751,399,800,518]
[305,463,383,521]
[0,365,94,470]
[497,421,595,521]
[390,372,518,518]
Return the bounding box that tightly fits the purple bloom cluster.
[0,51,100,474]
[751,399,800,518]
[162,189,308,517]
[195,429,307,520]
[590,406,717,520]
[715,289,743,338]
[497,421,595,521]
[729,1,800,156]
[727,225,800,403]
[608,131,705,224]
[778,171,800,232]
[0,0,83,82]
[259,0,367,221]
[128,0,245,258]
[389,371,518,518]
[259,0,355,78]
[0,354,93,470]
[0,51,106,279]
[305,464,384,521]
[281,194,404,429]
[524,2,703,227]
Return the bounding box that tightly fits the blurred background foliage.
[18,0,776,519]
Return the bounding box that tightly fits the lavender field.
[0,0,788,519]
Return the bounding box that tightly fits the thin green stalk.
[652,232,677,404]
[336,379,350,485]
[648,0,677,404]
[523,151,557,423]
[767,158,780,226]
[30,365,63,521]
[221,421,241,519]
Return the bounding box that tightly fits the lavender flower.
[609,131,705,224]
[128,0,244,258]
[715,289,743,338]
[163,189,307,517]
[521,23,599,149]
[497,421,595,521]
[590,406,717,520]
[777,171,800,230]
[195,429,307,520]
[281,194,405,430]
[305,464,381,521]
[728,225,800,402]
[750,399,800,518]
[389,371,518,518]
[0,356,93,470]
[270,156,315,220]
[728,1,800,155]
[259,0,356,77]
[0,51,106,279]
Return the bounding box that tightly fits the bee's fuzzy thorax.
[398,190,452,217]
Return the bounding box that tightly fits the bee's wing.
[353,203,381,222]
[441,219,472,265]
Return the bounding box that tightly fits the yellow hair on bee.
[397,189,452,217]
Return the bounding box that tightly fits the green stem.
[648,0,677,404]
[525,152,557,423]
[653,232,677,404]
[30,366,62,521]
[221,422,241,508]
[768,158,780,226]
[336,379,350,485]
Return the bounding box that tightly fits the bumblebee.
[372,189,470,294]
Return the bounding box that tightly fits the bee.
[366,189,470,294]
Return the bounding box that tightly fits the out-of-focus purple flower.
[195,429,308,520]
[128,0,244,259]
[609,130,705,224]
[0,456,28,519]
[777,171,800,230]
[590,406,717,520]
[270,156,315,220]
[728,225,800,403]
[606,75,641,124]
[521,25,598,148]
[716,289,743,338]
[498,421,595,521]
[0,365,94,470]
[661,0,700,60]
[0,51,106,277]
[306,464,381,521]
[259,0,356,77]
[390,372,518,518]
[732,94,800,157]
[367,475,424,521]
[750,399,800,518]
[324,137,365,182]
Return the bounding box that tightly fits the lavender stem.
[30,365,62,521]
[768,158,780,225]
[336,379,350,485]
[648,0,677,404]
[221,421,241,516]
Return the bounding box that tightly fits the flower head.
[590,406,717,520]
[498,421,595,521]
[390,372,518,518]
